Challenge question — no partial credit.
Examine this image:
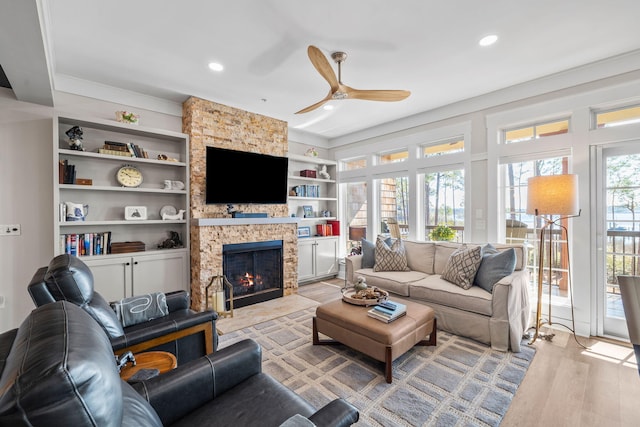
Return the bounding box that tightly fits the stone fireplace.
[183,96,297,312]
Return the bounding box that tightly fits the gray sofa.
[345,240,531,352]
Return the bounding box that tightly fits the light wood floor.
[298,279,640,427]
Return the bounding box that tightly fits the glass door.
[596,142,640,338]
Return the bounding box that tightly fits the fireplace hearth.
[222,240,283,309]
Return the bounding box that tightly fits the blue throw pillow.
[361,237,392,268]
[473,244,516,293]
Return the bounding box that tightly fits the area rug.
[219,307,536,427]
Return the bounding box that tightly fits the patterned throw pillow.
[361,237,392,268]
[374,236,410,272]
[441,245,482,289]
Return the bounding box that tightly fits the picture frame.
[302,205,314,218]
[297,226,311,238]
[124,206,147,220]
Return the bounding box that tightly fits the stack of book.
[367,300,407,323]
[98,140,148,158]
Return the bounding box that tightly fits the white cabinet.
[84,250,188,301]
[53,114,190,297]
[297,237,339,283]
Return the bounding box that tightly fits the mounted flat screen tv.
[205,146,289,204]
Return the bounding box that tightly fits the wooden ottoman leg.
[417,318,437,346]
[385,347,393,383]
[313,317,338,345]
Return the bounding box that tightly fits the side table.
[119,351,177,381]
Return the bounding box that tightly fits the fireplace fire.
[222,240,283,309]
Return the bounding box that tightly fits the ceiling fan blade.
[307,45,339,91]
[345,88,411,102]
[295,91,333,114]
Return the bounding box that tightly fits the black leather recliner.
[28,254,217,365]
[0,301,359,426]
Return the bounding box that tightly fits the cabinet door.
[297,239,316,282]
[83,256,133,302]
[132,251,188,295]
[315,238,338,276]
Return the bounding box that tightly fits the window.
[424,169,464,241]
[594,105,640,128]
[377,176,409,238]
[422,138,464,157]
[343,158,367,171]
[379,150,408,164]
[345,181,367,254]
[501,156,571,298]
[504,119,569,144]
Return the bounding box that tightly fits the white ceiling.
[3,1,640,142]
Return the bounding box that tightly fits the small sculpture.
[354,276,368,291]
[65,126,84,151]
[158,231,183,249]
[226,204,242,215]
[318,164,330,180]
[162,209,185,220]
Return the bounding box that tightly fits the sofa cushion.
[441,245,482,289]
[409,275,493,316]
[361,237,392,268]
[403,240,436,274]
[374,237,410,272]
[353,268,427,296]
[474,244,517,293]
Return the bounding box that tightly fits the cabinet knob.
[126,262,131,266]
[134,261,138,265]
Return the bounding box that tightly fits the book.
[367,309,407,323]
[368,300,407,323]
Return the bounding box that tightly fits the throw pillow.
[474,244,517,293]
[441,245,482,289]
[111,292,169,327]
[374,236,410,272]
[362,236,392,268]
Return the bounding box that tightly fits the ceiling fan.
[295,45,411,114]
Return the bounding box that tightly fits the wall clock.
[116,164,143,187]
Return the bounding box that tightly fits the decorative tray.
[342,287,389,306]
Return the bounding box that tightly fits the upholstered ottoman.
[313,299,436,383]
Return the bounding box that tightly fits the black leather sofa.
[0,301,359,426]
[28,254,217,364]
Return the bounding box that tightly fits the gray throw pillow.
[362,237,392,268]
[441,245,482,289]
[374,236,410,272]
[473,244,517,293]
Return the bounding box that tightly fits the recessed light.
[208,62,224,72]
[323,105,334,111]
[479,35,498,47]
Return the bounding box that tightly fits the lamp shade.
[526,174,579,215]
[348,226,366,241]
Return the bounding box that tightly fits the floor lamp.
[526,174,584,346]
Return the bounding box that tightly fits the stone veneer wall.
[183,96,297,311]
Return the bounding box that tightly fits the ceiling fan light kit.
[296,45,411,114]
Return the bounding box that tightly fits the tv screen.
[205,146,289,204]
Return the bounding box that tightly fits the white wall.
[0,89,182,330]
